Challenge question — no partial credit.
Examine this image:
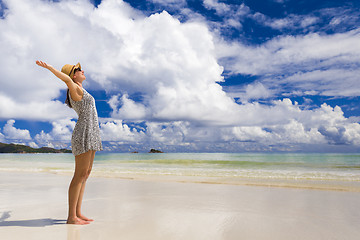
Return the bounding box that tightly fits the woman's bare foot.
[67,216,90,225]
[77,214,94,222]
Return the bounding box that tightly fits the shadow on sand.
[0,211,66,227]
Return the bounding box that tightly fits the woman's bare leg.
[76,150,95,221]
[67,151,92,224]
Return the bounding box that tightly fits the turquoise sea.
[0,153,359,190]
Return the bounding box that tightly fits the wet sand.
[1,171,360,240]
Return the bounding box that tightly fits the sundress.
[69,88,102,156]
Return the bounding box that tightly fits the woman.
[36,60,102,225]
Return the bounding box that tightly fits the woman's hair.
[62,63,81,108]
[65,89,72,108]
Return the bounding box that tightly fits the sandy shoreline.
[89,172,360,192]
[1,171,360,240]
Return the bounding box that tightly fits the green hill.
[0,142,71,153]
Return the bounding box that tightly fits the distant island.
[0,142,72,154]
[149,149,164,153]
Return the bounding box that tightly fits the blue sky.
[0,0,359,152]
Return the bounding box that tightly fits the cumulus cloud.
[146,121,189,144]
[0,0,89,120]
[2,120,31,140]
[88,4,255,125]
[108,94,148,120]
[0,95,75,120]
[233,103,360,146]
[0,0,238,125]
[141,101,360,150]
[2,100,359,152]
[28,142,39,148]
[34,119,75,147]
[0,0,359,152]
[100,120,145,142]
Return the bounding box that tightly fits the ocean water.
[0,153,360,189]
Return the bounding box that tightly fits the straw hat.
[61,62,81,79]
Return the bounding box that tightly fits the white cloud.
[2,119,31,140]
[0,0,359,151]
[216,28,360,97]
[145,121,189,145]
[50,119,76,141]
[150,0,186,8]
[6,98,358,152]
[218,29,360,74]
[0,95,75,120]
[343,123,360,145]
[35,131,53,143]
[100,120,145,142]
[104,95,360,149]
[28,141,39,148]
[89,5,251,125]
[278,69,360,96]
[252,12,319,31]
[109,94,148,120]
[0,0,90,120]
[320,7,360,32]
[201,1,250,32]
[203,0,231,15]
[225,82,274,103]
[140,101,360,150]
[6,0,349,128]
[0,132,5,142]
[34,119,75,146]
[0,0,239,125]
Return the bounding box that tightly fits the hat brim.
[69,62,81,79]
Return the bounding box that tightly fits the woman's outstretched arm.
[36,60,73,84]
[36,60,83,101]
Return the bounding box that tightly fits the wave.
[1,153,359,191]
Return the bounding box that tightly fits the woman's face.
[73,68,86,82]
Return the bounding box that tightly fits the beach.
[1,170,360,240]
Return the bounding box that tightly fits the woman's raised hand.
[35,60,74,87]
[36,60,52,69]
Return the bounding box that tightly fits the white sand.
[1,171,360,240]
